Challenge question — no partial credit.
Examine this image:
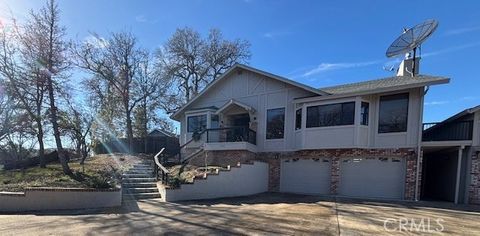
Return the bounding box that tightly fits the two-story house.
[170,61,449,201]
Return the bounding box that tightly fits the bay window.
[306,102,355,128]
[187,114,207,132]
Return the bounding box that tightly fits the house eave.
[293,78,450,104]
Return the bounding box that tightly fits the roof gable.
[171,64,327,120]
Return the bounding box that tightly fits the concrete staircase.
[122,162,161,200]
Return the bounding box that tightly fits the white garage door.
[339,157,405,199]
[280,158,331,195]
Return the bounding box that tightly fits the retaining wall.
[161,161,268,202]
[0,187,121,212]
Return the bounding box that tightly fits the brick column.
[404,151,418,200]
[330,156,340,195]
[469,151,480,205]
[267,158,281,192]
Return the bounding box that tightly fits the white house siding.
[179,70,316,152]
[358,126,369,146]
[303,126,356,148]
[178,69,424,151]
[294,87,423,150]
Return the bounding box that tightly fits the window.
[306,102,355,128]
[295,108,302,130]
[210,115,219,128]
[266,108,285,139]
[378,93,409,133]
[187,114,207,132]
[361,102,369,126]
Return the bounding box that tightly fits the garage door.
[339,157,405,199]
[280,158,331,195]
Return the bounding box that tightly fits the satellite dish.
[386,19,438,58]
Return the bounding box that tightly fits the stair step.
[122,173,152,178]
[125,169,152,172]
[125,171,153,175]
[122,187,159,193]
[126,168,153,171]
[123,192,161,200]
[122,177,156,183]
[122,182,157,188]
[133,164,152,168]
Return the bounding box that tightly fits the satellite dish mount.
[386,19,438,76]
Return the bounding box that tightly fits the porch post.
[455,145,464,204]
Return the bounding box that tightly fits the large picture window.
[187,114,207,132]
[266,108,285,139]
[306,102,355,128]
[378,93,409,133]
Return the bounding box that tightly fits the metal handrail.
[153,148,170,184]
[154,148,169,173]
[205,126,256,145]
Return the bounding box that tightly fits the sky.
[1,0,480,124]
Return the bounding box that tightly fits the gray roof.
[437,105,480,124]
[319,75,450,95]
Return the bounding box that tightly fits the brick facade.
[469,150,480,205]
[187,150,256,167]
[188,148,419,200]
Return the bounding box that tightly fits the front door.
[231,113,250,127]
[228,114,250,142]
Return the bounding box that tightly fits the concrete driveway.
[0,193,479,235]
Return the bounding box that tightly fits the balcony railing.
[205,126,256,145]
[422,120,473,141]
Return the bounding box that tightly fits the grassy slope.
[0,154,143,192]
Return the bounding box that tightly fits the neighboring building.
[421,105,480,204]
[148,129,175,138]
[170,62,451,202]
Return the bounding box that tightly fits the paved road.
[0,193,479,235]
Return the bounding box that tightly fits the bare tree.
[60,99,93,165]
[0,83,12,143]
[157,28,250,113]
[25,0,72,174]
[83,74,123,142]
[132,55,165,138]
[74,31,152,152]
[0,15,50,168]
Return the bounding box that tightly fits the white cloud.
[135,15,147,23]
[422,41,480,57]
[293,40,480,79]
[425,101,449,106]
[262,30,292,39]
[445,26,480,36]
[461,96,478,101]
[301,60,382,77]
